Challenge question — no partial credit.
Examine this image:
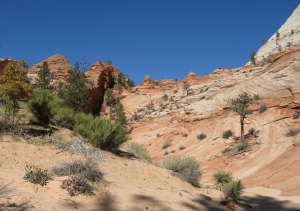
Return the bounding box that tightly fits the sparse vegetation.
[162,94,168,101]
[182,133,188,137]
[293,110,300,119]
[179,145,186,150]
[248,127,255,135]
[222,180,244,201]
[61,176,94,196]
[174,90,178,94]
[285,129,298,137]
[164,151,169,156]
[162,141,172,149]
[197,133,207,140]
[52,158,104,182]
[222,148,231,154]
[250,51,256,65]
[129,142,152,163]
[24,165,52,186]
[213,168,233,185]
[222,130,232,139]
[163,156,202,187]
[259,103,268,113]
[182,81,192,96]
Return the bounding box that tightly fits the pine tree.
[80,56,90,72]
[35,61,55,93]
[229,92,259,149]
[183,81,192,96]
[115,98,127,126]
[64,62,91,114]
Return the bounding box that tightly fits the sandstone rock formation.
[141,75,155,86]
[246,4,300,65]
[26,55,73,88]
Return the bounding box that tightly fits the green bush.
[24,165,52,186]
[197,133,207,140]
[223,130,232,139]
[222,148,231,154]
[222,180,244,201]
[179,145,186,150]
[171,168,202,187]
[61,176,94,196]
[174,90,178,94]
[129,142,152,163]
[73,113,128,151]
[162,156,200,172]
[213,168,233,185]
[259,104,268,113]
[27,89,55,125]
[163,156,201,187]
[162,141,171,149]
[162,94,168,101]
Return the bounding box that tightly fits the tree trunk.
[240,115,245,149]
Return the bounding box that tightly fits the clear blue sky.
[0,0,298,85]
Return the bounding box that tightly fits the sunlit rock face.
[246,4,300,65]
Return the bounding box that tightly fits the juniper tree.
[63,62,91,115]
[35,61,55,93]
[228,92,259,149]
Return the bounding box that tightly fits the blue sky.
[0,0,298,85]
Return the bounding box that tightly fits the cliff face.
[246,4,300,65]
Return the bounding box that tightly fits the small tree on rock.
[250,51,256,65]
[228,92,259,149]
[183,81,192,96]
[35,61,55,93]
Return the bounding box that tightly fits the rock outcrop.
[141,75,155,86]
[246,4,300,65]
[26,55,73,87]
[85,63,121,115]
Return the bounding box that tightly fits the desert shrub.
[133,112,138,121]
[213,168,233,185]
[157,133,160,137]
[223,130,232,139]
[164,151,169,156]
[171,168,202,187]
[61,176,93,196]
[285,129,298,137]
[163,156,201,187]
[175,132,179,136]
[222,180,244,201]
[222,148,231,154]
[73,113,128,151]
[129,142,152,163]
[171,150,175,153]
[51,158,104,182]
[182,133,188,137]
[293,111,299,119]
[162,94,168,101]
[27,89,55,125]
[174,90,178,94]
[179,145,186,150]
[162,156,200,172]
[162,141,171,149]
[197,133,207,140]
[259,103,268,113]
[248,127,255,135]
[23,165,52,186]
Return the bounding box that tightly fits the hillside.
[0,4,300,211]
